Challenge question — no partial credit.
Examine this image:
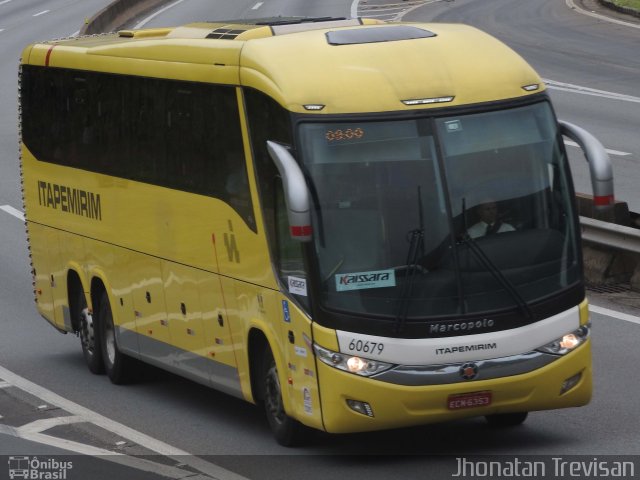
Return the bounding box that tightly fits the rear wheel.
[77,290,103,374]
[485,412,528,427]
[97,291,134,384]
[262,348,306,446]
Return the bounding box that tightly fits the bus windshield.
[297,101,580,319]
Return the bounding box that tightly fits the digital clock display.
[325,127,365,142]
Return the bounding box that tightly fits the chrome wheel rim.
[80,309,96,355]
[104,318,116,366]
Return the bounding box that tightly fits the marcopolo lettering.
[430,318,495,334]
[37,181,102,221]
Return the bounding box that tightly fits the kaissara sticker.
[336,269,396,292]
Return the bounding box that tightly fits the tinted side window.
[20,65,255,231]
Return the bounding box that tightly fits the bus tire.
[485,412,528,427]
[262,348,306,446]
[76,289,104,375]
[67,282,104,375]
[97,291,134,384]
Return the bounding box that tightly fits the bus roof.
[22,18,544,114]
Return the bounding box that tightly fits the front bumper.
[316,339,592,433]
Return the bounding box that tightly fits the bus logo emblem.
[460,362,479,381]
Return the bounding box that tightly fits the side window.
[162,82,255,230]
[166,86,195,187]
[21,66,256,231]
[204,87,254,230]
[125,76,166,184]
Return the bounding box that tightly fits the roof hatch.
[326,25,436,46]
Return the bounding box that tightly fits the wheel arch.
[248,327,270,405]
[247,325,290,410]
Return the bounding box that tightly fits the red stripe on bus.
[45,46,56,66]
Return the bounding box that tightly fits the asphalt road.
[1,1,640,479]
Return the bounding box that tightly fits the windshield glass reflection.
[297,102,579,320]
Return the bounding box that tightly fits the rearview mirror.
[267,141,312,242]
[559,120,614,212]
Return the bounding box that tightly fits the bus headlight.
[536,323,590,355]
[313,344,394,377]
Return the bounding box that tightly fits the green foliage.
[612,0,640,11]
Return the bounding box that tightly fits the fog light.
[346,399,374,417]
[560,372,582,395]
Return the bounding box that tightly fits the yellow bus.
[19,17,613,445]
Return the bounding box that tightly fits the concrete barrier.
[80,0,175,35]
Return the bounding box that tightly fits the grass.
[611,0,640,11]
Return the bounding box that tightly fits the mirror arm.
[267,141,312,242]
[559,120,614,211]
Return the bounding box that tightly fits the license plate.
[447,391,492,410]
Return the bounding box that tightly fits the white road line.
[590,305,640,326]
[361,5,409,12]
[0,381,11,388]
[17,416,85,434]
[0,365,249,480]
[396,0,439,20]
[32,10,50,17]
[0,205,25,221]
[7,429,204,480]
[252,2,264,10]
[0,0,13,6]
[351,0,360,18]
[564,140,632,157]
[134,0,187,29]
[544,79,640,104]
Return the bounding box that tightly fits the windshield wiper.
[394,229,424,334]
[458,232,534,321]
[394,186,426,334]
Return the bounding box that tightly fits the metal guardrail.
[580,216,640,254]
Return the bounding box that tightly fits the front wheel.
[262,349,306,446]
[97,291,135,384]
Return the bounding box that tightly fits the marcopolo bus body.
[19,17,613,445]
